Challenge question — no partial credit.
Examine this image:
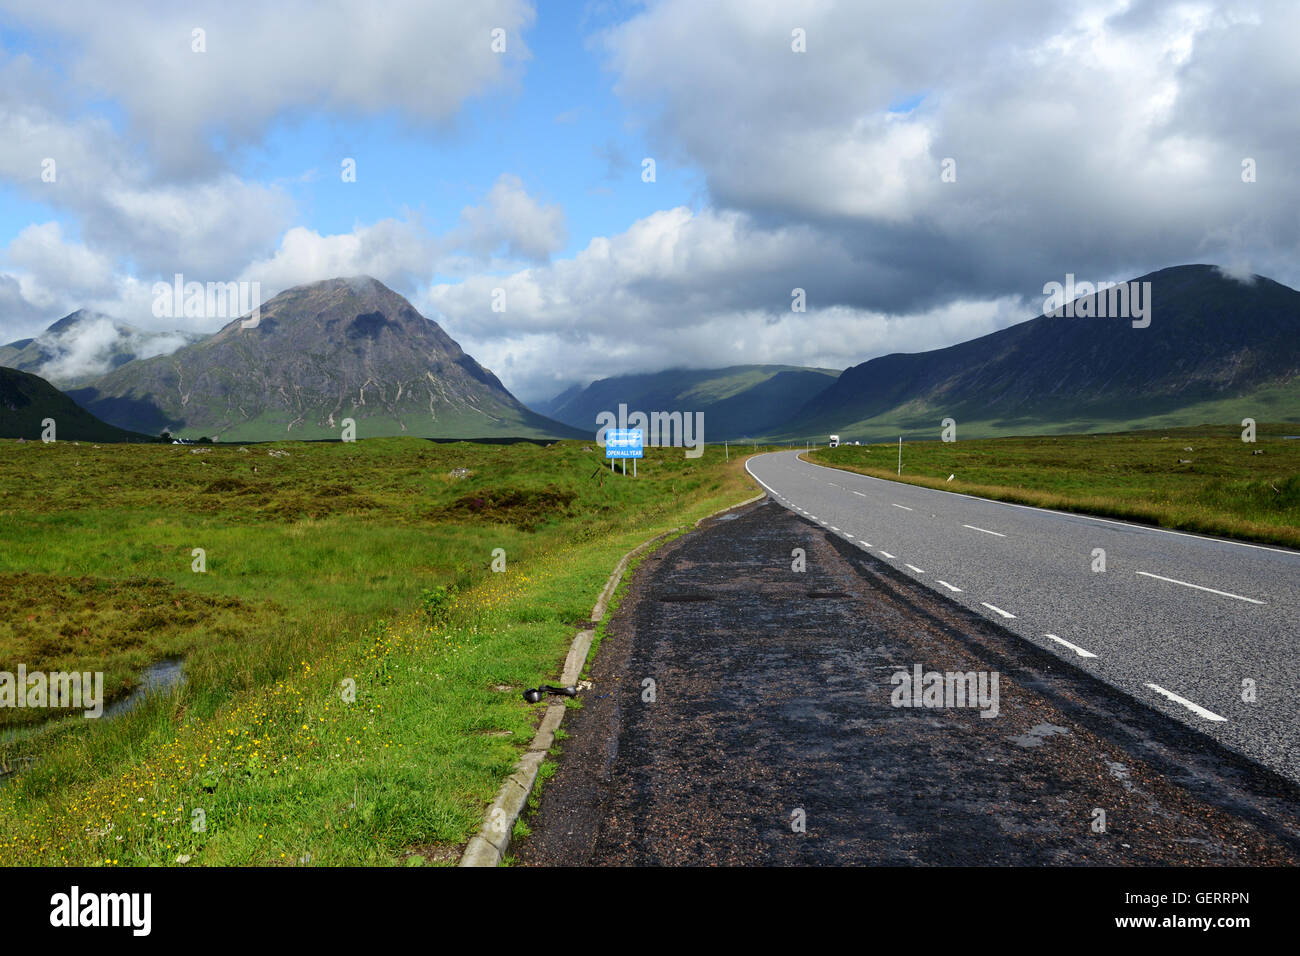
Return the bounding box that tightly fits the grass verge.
[0,438,763,865]
[806,423,1300,549]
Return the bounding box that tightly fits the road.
[747,450,1300,784]
[517,499,1300,865]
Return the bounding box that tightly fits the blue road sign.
[605,428,644,459]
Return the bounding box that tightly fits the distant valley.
[4,264,1298,445]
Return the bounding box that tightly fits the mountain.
[0,367,150,442]
[532,382,583,419]
[0,310,203,387]
[67,277,584,442]
[542,365,841,440]
[774,265,1300,441]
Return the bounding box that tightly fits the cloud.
[6,222,115,304]
[598,0,1300,309]
[0,50,296,311]
[0,104,294,280]
[5,0,1300,407]
[1214,263,1258,285]
[238,219,440,295]
[0,0,539,331]
[29,314,198,384]
[449,174,567,262]
[0,169,571,344]
[424,205,1029,402]
[0,273,48,332]
[0,0,536,175]
[235,173,567,298]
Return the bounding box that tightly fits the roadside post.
[606,428,644,477]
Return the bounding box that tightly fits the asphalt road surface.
[516,498,1300,866]
[748,450,1300,785]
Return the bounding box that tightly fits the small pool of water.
[102,658,186,719]
[0,658,187,785]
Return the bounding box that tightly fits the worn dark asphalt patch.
[514,499,1300,866]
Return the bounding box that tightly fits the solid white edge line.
[936,580,963,592]
[1135,571,1265,605]
[980,602,1016,619]
[963,524,1006,538]
[1145,683,1227,721]
[1043,633,1097,659]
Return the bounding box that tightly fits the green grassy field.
[0,437,758,865]
[807,423,1300,549]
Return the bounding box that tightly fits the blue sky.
[0,1,700,276]
[1,1,1296,402]
[246,6,701,272]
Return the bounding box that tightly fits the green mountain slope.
[0,311,203,387]
[0,367,150,442]
[773,265,1300,441]
[67,277,584,441]
[543,365,841,440]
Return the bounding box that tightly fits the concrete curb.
[458,488,767,867]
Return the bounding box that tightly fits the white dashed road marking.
[1043,633,1097,659]
[878,551,896,559]
[936,580,963,593]
[963,524,1006,538]
[1145,683,1227,721]
[980,602,1016,619]
[891,504,913,511]
[905,564,925,574]
[792,451,1300,556]
[1135,571,1265,605]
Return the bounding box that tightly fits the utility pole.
[725,441,728,461]
[897,436,902,475]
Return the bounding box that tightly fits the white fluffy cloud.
[424,205,1029,401]
[450,174,567,262]
[418,0,1300,402]
[238,220,439,295]
[0,0,544,339]
[4,0,1300,407]
[0,0,535,175]
[599,0,1300,308]
[0,48,296,278]
[0,51,295,329]
[2,311,200,384]
[6,223,114,303]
